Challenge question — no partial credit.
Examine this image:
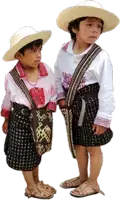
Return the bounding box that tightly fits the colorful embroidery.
[46,102,56,111]
[30,88,45,107]
[15,61,48,78]
[62,72,72,89]
[62,72,86,89]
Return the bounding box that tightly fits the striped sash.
[10,68,35,108]
[66,44,102,107]
[61,44,102,158]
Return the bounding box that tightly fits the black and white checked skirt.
[4,102,41,171]
[71,83,113,146]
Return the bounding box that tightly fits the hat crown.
[78,0,103,9]
[10,26,37,48]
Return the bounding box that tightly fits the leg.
[22,170,53,199]
[75,145,88,182]
[33,166,39,184]
[33,166,56,194]
[70,147,103,197]
[60,145,88,188]
[87,146,103,188]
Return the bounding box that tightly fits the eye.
[87,23,92,27]
[98,24,102,28]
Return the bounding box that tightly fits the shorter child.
[1,26,56,199]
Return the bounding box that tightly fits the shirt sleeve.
[46,67,57,112]
[1,74,11,118]
[54,49,65,102]
[94,51,114,128]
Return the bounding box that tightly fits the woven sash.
[62,44,102,158]
[10,68,35,108]
[66,43,102,106]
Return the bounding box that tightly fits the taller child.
[55,0,119,197]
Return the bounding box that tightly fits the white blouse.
[1,61,57,119]
[54,40,114,128]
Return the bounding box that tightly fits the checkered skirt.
[71,83,113,146]
[4,102,41,171]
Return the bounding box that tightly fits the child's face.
[74,17,103,45]
[17,45,42,68]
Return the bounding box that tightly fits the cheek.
[81,28,88,38]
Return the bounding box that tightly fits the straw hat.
[57,0,119,32]
[3,26,52,61]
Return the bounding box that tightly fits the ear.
[14,52,22,59]
[72,28,77,34]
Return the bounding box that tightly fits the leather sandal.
[37,181,56,194]
[25,188,54,199]
[70,181,105,197]
[60,176,85,189]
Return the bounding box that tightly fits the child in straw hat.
[55,0,119,197]
[1,26,56,199]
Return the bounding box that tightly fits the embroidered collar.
[15,61,48,78]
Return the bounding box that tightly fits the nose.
[92,26,98,34]
[36,50,41,58]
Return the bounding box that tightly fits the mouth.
[34,60,40,63]
[89,36,98,39]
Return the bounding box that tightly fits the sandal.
[37,181,56,194]
[70,181,105,197]
[60,176,85,189]
[25,188,54,199]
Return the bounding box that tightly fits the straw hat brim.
[3,30,52,61]
[57,6,119,32]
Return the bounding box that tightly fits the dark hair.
[68,17,104,42]
[18,39,43,55]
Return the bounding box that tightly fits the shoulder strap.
[10,67,36,108]
[66,43,102,106]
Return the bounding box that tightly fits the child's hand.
[58,99,66,109]
[92,124,107,135]
[2,119,8,134]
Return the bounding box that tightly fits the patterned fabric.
[29,88,45,107]
[4,103,41,171]
[9,67,53,156]
[72,83,113,146]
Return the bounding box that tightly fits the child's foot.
[70,181,105,197]
[60,176,86,188]
[37,181,56,194]
[25,187,54,199]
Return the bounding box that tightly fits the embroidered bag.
[10,68,53,156]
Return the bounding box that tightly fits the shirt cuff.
[1,109,10,118]
[46,102,56,112]
[94,116,111,128]
[57,92,65,102]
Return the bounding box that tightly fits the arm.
[94,51,114,131]
[55,55,65,102]
[46,68,57,112]
[1,74,11,119]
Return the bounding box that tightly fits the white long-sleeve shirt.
[1,61,57,119]
[54,40,114,128]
